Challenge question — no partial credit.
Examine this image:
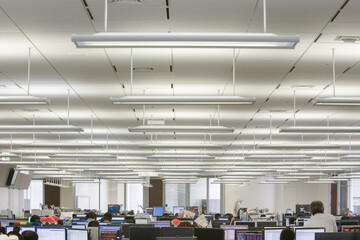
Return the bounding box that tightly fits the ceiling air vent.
[269,109,288,113]
[335,36,360,43]
[132,67,154,72]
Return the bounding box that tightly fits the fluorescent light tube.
[319,162,360,166]
[287,172,327,176]
[306,181,335,184]
[313,97,360,106]
[147,154,215,160]
[275,176,311,179]
[21,143,104,148]
[72,32,300,49]
[341,155,360,160]
[111,96,255,105]
[258,144,341,149]
[129,125,234,133]
[245,155,311,160]
[280,126,360,133]
[49,154,115,159]
[0,125,83,132]
[140,143,223,148]
[258,181,289,184]
[0,153,20,158]
[318,178,348,181]
[0,96,49,105]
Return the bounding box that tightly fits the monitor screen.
[1,221,7,227]
[72,221,90,227]
[6,226,36,234]
[161,227,194,237]
[186,206,198,215]
[173,206,185,215]
[296,204,310,214]
[99,222,111,226]
[195,228,225,240]
[149,221,171,228]
[153,207,164,217]
[99,225,121,240]
[145,208,154,216]
[76,215,86,218]
[235,230,262,240]
[37,228,66,240]
[112,217,125,221]
[220,226,249,240]
[97,217,103,221]
[71,224,86,229]
[315,232,355,240]
[257,222,277,228]
[108,205,121,214]
[263,228,284,240]
[130,226,161,240]
[67,229,88,240]
[295,228,325,240]
[234,222,256,228]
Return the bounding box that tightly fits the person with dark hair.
[7,231,22,240]
[104,212,113,221]
[100,217,111,223]
[280,228,295,240]
[0,227,5,235]
[22,231,38,240]
[29,216,40,223]
[289,217,296,226]
[86,212,97,221]
[88,221,99,227]
[12,226,20,234]
[214,213,221,220]
[304,201,337,232]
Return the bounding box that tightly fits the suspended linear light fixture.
[147,154,215,160]
[0,125,83,133]
[128,125,234,133]
[314,49,360,106]
[140,143,223,148]
[257,144,340,149]
[0,48,49,105]
[245,155,311,160]
[49,154,115,159]
[280,126,360,133]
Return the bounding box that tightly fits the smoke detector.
[335,36,360,43]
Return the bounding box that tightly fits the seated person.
[100,217,111,223]
[12,226,20,234]
[341,210,354,220]
[280,228,295,240]
[22,231,38,240]
[214,213,221,220]
[289,217,296,227]
[7,232,22,240]
[104,212,113,221]
[29,216,40,223]
[88,221,99,227]
[304,201,337,232]
[86,212,97,221]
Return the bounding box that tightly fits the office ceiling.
[0,0,360,184]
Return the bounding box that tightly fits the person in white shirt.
[304,201,337,232]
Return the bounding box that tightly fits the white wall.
[0,187,24,218]
[225,181,330,214]
[224,179,277,214]
[60,186,74,209]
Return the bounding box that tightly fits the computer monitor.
[257,222,277,228]
[0,220,7,227]
[135,219,148,225]
[161,227,194,237]
[130,226,161,240]
[235,230,263,240]
[122,224,154,238]
[72,220,90,227]
[315,232,355,240]
[295,228,325,240]
[67,229,89,240]
[153,207,165,217]
[6,226,36,234]
[296,204,310,214]
[220,225,249,240]
[71,224,86,229]
[96,217,103,221]
[145,208,154,216]
[173,206,185,215]
[234,221,256,228]
[99,225,121,240]
[37,227,66,240]
[149,221,171,228]
[194,228,225,240]
[185,206,199,215]
[263,228,285,240]
[112,217,125,221]
[76,214,86,218]
[339,220,360,226]
[219,218,229,221]
[157,238,196,240]
[108,204,121,214]
[212,220,230,229]
[342,225,360,232]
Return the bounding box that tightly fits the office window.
[351,179,360,213]
[165,183,186,210]
[190,178,207,210]
[126,183,143,211]
[26,180,44,210]
[208,178,221,213]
